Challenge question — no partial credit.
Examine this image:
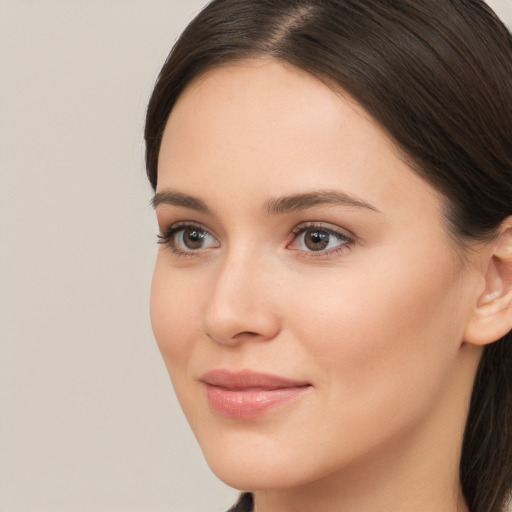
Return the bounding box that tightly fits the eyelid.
[290,221,354,237]
[157,221,220,255]
[287,221,355,255]
[158,220,216,239]
[157,220,355,258]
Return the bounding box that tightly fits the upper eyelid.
[158,222,219,254]
[158,220,355,246]
[290,221,355,239]
[160,220,216,237]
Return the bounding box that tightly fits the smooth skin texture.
[150,60,511,512]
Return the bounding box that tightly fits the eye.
[158,223,219,254]
[288,223,353,254]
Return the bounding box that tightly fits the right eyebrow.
[151,190,210,212]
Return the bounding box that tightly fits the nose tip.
[203,297,281,346]
[201,262,281,346]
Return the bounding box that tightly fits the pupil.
[184,228,205,249]
[305,230,329,251]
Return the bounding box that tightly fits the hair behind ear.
[461,219,512,511]
[460,333,512,512]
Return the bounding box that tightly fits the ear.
[464,219,512,346]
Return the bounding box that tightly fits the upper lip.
[200,369,311,390]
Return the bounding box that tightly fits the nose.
[202,252,281,346]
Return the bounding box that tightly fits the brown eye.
[158,223,219,253]
[288,224,353,254]
[304,229,330,251]
[180,227,210,249]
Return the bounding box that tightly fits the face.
[151,60,482,492]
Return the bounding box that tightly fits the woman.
[144,1,512,511]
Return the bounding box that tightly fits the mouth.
[200,369,312,419]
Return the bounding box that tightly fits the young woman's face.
[151,60,482,491]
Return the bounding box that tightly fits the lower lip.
[204,384,311,419]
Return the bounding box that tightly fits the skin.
[150,59,492,512]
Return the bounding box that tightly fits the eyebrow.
[264,190,380,214]
[151,189,380,214]
[151,190,210,212]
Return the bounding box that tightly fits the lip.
[200,369,312,419]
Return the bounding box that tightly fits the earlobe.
[464,220,512,346]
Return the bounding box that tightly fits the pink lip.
[200,369,312,419]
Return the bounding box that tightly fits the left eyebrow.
[263,190,381,214]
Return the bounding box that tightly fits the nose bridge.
[202,244,280,344]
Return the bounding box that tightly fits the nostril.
[234,331,259,338]
[205,328,277,346]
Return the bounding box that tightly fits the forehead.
[164,59,377,146]
[158,59,443,224]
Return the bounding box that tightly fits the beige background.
[1,1,511,511]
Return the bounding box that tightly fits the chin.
[198,434,337,493]
[207,458,304,492]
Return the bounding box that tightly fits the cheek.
[150,259,204,368]
[284,251,465,416]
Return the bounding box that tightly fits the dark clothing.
[227,493,254,512]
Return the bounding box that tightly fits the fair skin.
[150,59,511,512]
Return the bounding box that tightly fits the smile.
[200,369,312,419]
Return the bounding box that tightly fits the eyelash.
[289,222,354,257]
[157,221,355,258]
[157,222,217,257]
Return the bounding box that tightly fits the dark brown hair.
[144,1,512,510]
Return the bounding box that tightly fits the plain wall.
[1,1,511,511]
